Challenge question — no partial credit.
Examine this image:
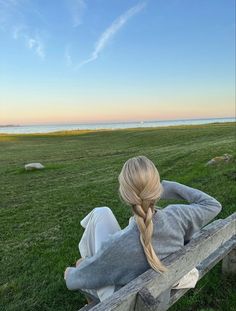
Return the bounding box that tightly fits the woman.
[64,156,222,303]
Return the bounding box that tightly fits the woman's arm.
[160,180,222,242]
[161,180,221,206]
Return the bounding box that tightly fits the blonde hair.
[118,155,167,273]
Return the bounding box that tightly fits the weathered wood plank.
[79,301,98,311]
[222,247,236,274]
[77,213,236,311]
[197,236,236,277]
[135,288,171,311]
[135,235,236,311]
[165,235,236,310]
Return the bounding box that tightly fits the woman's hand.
[64,267,71,280]
[76,258,84,267]
[64,258,84,280]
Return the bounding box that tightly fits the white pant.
[78,207,199,301]
[78,207,120,301]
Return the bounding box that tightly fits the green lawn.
[0,122,235,311]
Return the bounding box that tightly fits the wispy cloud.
[12,25,25,39]
[12,25,45,59]
[27,36,45,59]
[0,0,19,29]
[65,45,72,67]
[0,0,46,59]
[76,1,146,69]
[67,0,87,27]
[0,0,21,8]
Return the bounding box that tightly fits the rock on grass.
[25,163,45,170]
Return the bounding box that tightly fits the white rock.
[25,163,45,170]
[205,154,233,166]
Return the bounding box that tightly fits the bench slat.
[136,235,236,311]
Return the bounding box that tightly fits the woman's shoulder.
[152,206,185,235]
[103,216,138,245]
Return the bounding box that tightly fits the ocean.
[0,117,235,134]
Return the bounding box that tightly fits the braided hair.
[118,156,167,273]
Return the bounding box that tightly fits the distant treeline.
[0,125,20,127]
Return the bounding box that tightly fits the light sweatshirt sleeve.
[65,225,148,291]
[160,180,222,242]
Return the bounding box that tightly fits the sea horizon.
[0,116,235,134]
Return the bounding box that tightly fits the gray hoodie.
[65,180,222,291]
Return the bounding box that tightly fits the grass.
[0,122,235,311]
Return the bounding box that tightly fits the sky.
[0,0,235,125]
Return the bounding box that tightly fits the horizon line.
[0,116,235,127]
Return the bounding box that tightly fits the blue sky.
[0,0,235,124]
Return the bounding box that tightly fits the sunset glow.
[0,0,235,125]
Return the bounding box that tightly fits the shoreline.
[0,120,235,136]
[0,116,234,128]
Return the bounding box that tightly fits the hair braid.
[133,203,167,273]
[118,155,167,273]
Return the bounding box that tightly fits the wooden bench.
[79,212,236,311]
